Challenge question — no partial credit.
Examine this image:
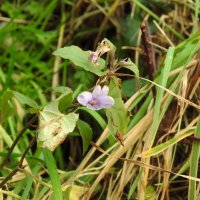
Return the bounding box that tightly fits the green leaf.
[13,91,38,108]
[1,91,15,122]
[77,119,92,155]
[106,78,130,135]
[122,79,137,98]
[145,185,156,200]
[43,148,63,200]
[68,132,80,137]
[118,59,140,93]
[119,58,139,77]
[38,101,79,151]
[53,45,107,76]
[55,87,73,111]
[49,87,73,112]
[1,90,38,122]
[78,107,106,129]
[121,14,142,46]
[58,93,72,112]
[53,86,72,94]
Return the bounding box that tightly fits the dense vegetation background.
[0,0,200,199]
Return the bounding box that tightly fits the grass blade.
[139,128,194,158]
[78,107,106,129]
[150,47,175,147]
[43,148,63,200]
[189,117,200,199]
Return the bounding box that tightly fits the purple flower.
[77,85,114,110]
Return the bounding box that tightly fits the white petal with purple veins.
[77,92,93,106]
[102,85,109,95]
[98,96,114,108]
[92,85,102,97]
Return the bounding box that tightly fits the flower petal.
[87,103,102,110]
[92,85,102,97]
[102,85,109,95]
[77,92,93,106]
[98,96,114,108]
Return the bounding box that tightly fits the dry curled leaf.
[37,101,79,151]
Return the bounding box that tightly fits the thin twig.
[51,4,66,100]
[107,73,200,111]
[0,137,36,188]
[0,115,37,170]
[90,140,200,180]
[0,16,29,24]
[0,169,19,188]
[140,19,156,96]
[153,20,174,47]
[18,137,36,167]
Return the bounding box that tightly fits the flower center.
[89,99,99,107]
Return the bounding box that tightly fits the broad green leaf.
[77,119,92,155]
[1,91,15,122]
[121,14,142,46]
[43,148,63,200]
[13,91,38,108]
[58,93,72,111]
[119,58,139,77]
[53,86,72,94]
[1,90,38,122]
[106,77,129,135]
[56,87,73,111]
[38,101,79,151]
[68,132,80,137]
[43,101,59,113]
[53,45,107,76]
[118,58,140,92]
[122,79,137,98]
[48,87,73,112]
